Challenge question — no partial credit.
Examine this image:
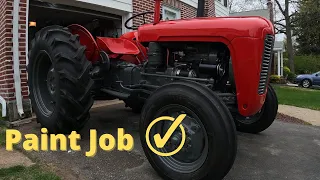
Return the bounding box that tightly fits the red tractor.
[27,0,278,179]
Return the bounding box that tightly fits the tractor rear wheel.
[28,26,94,134]
[234,84,278,133]
[140,81,237,180]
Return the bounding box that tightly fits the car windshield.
[313,71,320,75]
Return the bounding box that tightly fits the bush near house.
[284,55,320,74]
[270,75,281,83]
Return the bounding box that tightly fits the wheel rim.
[302,80,310,87]
[32,50,56,117]
[150,104,208,173]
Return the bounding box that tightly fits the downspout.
[13,0,25,118]
[26,0,29,65]
[0,96,6,117]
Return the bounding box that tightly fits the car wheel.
[301,79,311,88]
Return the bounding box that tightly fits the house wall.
[0,0,30,121]
[215,0,229,17]
[133,0,215,27]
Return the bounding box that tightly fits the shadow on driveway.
[17,103,320,180]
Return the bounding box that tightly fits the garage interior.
[28,0,123,47]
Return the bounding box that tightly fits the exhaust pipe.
[197,0,205,17]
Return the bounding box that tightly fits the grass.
[273,85,320,110]
[0,126,5,146]
[0,165,60,180]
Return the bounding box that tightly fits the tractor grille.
[258,35,274,95]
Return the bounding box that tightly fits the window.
[162,6,181,20]
[217,0,228,8]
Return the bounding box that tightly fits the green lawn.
[0,127,60,180]
[273,85,320,110]
[0,165,60,180]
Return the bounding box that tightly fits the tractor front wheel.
[28,26,94,134]
[234,84,278,133]
[140,81,237,180]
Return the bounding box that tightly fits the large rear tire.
[28,26,94,134]
[235,84,278,133]
[140,81,237,180]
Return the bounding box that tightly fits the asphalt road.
[18,103,320,180]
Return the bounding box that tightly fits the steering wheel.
[125,11,154,30]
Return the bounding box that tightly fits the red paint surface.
[96,37,140,55]
[120,31,148,64]
[68,16,274,117]
[153,0,162,24]
[137,16,274,116]
[68,24,100,63]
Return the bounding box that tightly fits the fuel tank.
[138,16,274,43]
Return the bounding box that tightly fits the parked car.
[295,71,320,88]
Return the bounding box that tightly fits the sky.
[229,0,296,41]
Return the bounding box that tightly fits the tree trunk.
[284,0,295,73]
[285,18,295,73]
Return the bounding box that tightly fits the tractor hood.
[138,16,274,43]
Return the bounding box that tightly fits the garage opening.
[28,0,123,46]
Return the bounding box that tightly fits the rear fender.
[68,24,100,63]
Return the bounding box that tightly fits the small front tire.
[235,85,278,133]
[140,81,237,180]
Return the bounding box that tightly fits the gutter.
[13,0,25,118]
[0,96,6,117]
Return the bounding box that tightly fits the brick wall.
[132,0,215,27]
[0,0,29,120]
[18,0,28,100]
[0,0,14,102]
[205,0,215,17]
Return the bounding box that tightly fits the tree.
[229,0,266,13]
[295,0,320,55]
[273,0,299,73]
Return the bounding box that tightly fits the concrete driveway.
[17,103,320,180]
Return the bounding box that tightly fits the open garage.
[28,0,124,45]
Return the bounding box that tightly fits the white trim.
[0,96,6,117]
[122,13,132,34]
[162,5,181,20]
[277,51,281,76]
[180,0,197,8]
[280,51,284,76]
[13,0,25,118]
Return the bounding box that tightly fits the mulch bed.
[276,113,312,125]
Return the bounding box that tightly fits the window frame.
[162,5,181,20]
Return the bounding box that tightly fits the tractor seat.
[96,37,140,55]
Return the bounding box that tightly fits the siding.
[215,0,229,17]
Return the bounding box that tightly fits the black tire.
[301,79,312,88]
[235,85,278,133]
[124,98,144,114]
[140,81,237,180]
[28,26,94,134]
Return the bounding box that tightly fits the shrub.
[284,55,320,74]
[269,75,281,83]
[283,66,291,77]
[287,72,297,82]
